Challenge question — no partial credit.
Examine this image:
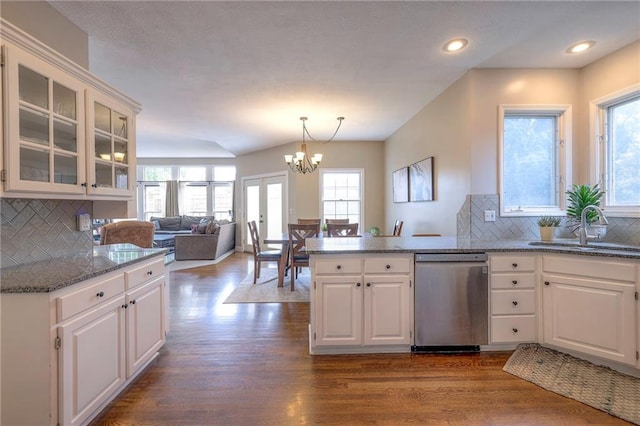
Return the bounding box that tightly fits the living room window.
[592,88,640,216]
[498,105,572,216]
[320,169,363,225]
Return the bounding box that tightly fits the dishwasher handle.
[415,253,487,262]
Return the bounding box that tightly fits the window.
[320,169,363,225]
[137,165,235,220]
[498,105,571,216]
[594,90,640,215]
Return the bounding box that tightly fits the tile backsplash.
[457,194,640,246]
[1,198,93,268]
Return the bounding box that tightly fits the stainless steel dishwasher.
[413,253,488,353]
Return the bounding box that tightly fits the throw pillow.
[206,221,219,235]
[197,222,209,234]
[151,220,160,231]
[190,224,198,234]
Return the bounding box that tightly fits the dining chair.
[325,218,349,224]
[248,220,283,284]
[326,223,359,237]
[100,220,155,248]
[392,220,404,236]
[288,223,320,291]
[297,218,321,225]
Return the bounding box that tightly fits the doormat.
[503,343,640,425]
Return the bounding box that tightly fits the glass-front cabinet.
[86,89,135,197]
[3,45,86,195]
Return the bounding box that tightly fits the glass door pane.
[53,82,76,119]
[20,147,49,182]
[19,65,48,108]
[53,119,77,152]
[54,154,77,184]
[95,102,111,133]
[95,163,112,187]
[20,107,49,145]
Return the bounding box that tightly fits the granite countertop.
[305,237,640,260]
[1,244,168,294]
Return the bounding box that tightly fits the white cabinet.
[542,255,637,366]
[1,23,140,200]
[1,255,166,426]
[311,254,413,353]
[489,254,537,344]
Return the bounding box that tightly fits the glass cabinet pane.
[115,166,128,189]
[19,65,48,109]
[20,107,49,146]
[113,140,128,164]
[54,154,77,184]
[53,119,77,152]
[53,82,76,119]
[95,102,111,133]
[95,163,112,187]
[20,147,49,182]
[113,111,128,138]
[95,133,111,160]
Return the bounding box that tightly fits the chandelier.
[284,116,344,174]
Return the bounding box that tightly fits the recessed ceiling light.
[567,41,595,54]
[443,38,468,53]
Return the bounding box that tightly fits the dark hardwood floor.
[90,252,628,425]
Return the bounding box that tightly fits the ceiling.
[49,1,640,159]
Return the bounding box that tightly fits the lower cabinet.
[311,254,413,353]
[542,255,637,366]
[1,255,167,426]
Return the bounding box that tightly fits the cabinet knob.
[356,282,361,287]
[81,182,88,187]
[512,263,518,268]
[366,282,371,287]
[512,300,518,306]
[130,300,136,305]
[336,265,342,270]
[96,291,104,298]
[544,281,550,286]
[512,280,518,285]
[147,270,153,276]
[122,303,128,309]
[385,264,391,270]
[512,328,519,334]
[91,183,98,188]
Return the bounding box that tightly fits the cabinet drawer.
[491,274,535,289]
[491,290,535,315]
[57,273,125,321]
[490,256,536,273]
[491,315,536,343]
[125,258,165,290]
[364,257,412,274]
[315,258,361,275]
[543,255,636,282]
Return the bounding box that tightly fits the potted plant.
[565,183,605,235]
[537,216,561,241]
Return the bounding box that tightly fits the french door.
[242,174,287,251]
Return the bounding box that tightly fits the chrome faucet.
[579,205,608,245]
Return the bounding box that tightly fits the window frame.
[590,84,640,218]
[498,104,572,217]
[319,168,364,226]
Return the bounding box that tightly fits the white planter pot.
[539,226,557,241]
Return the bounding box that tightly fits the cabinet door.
[542,274,636,365]
[3,44,86,195]
[59,296,126,426]
[126,276,165,377]
[363,276,412,345]
[85,88,136,198]
[314,276,363,346]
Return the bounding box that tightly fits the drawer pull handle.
[336,265,342,270]
[96,291,104,298]
[512,328,518,334]
[512,263,518,268]
[512,300,518,306]
[544,281,550,286]
[356,282,361,287]
[512,280,518,285]
[385,264,391,270]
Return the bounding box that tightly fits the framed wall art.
[409,157,434,202]
[392,167,409,203]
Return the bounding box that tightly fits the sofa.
[149,216,236,260]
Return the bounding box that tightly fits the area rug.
[223,268,310,303]
[503,343,640,424]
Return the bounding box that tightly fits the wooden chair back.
[101,220,155,248]
[297,218,321,225]
[287,223,319,290]
[325,218,349,224]
[247,220,262,255]
[392,220,404,236]
[326,223,359,237]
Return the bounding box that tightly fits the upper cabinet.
[1,19,141,201]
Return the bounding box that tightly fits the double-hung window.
[592,87,640,216]
[320,169,363,225]
[498,105,571,216]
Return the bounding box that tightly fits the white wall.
[0,1,88,69]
